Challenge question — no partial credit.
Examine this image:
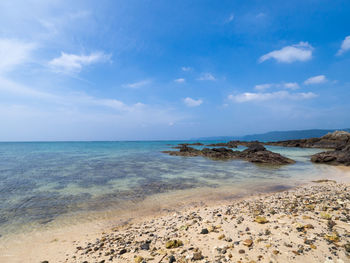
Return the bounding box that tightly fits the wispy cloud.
[255,82,299,90]
[224,13,235,23]
[49,52,111,74]
[181,66,192,72]
[197,73,216,81]
[259,42,313,63]
[0,38,36,75]
[254,84,273,91]
[228,91,317,103]
[304,75,327,85]
[183,97,203,107]
[283,82,299,90]
[123,79,151,89]
[174,78,185,83]
[336,36,350,56]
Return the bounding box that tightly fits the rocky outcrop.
[266,131,350,149]
[206,141,238,148]
[163,144,295,165]
[311,144,350,166]
[239,144,295,165]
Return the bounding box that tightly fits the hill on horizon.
[195,128,350,142]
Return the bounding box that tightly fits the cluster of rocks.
[307,131,350,166]
[163,144,295,165]
[66,182,350,262]
[263,131,350,166]
[166,131,350,166]
[311,144,350,166]
[266,131,350,150]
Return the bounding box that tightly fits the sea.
[0,141,347,237]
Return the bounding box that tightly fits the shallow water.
[0,141,345,236]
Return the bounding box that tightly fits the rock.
[169,255,176,263]
[163,143,294,164]
[192,251,203,260]
[311,146,350,166]
[165,240,183,249]
[207,226,215,232]
[344,243,350,253]
[239,249,245,254]
[243,239,253,247]
[134,256,144,263]
[41,261,49,263]
[324,232,339,243]
[140,242,150,250]
[119,248,127,255]
[267,131,350,150]
[200,228,209,234]
[244,143,266,153]
[240,146,295,165]
[218,234,225,240]
[320,212,332,220]
[255,216,268,224]
[272,250,279,255]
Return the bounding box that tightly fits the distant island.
[194,128,350,142]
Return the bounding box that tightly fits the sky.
[0,0,350,141]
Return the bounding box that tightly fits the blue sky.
[0,0,350,141]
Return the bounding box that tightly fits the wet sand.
[1,168,350,263]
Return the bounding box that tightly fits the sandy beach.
[1,169,350,263]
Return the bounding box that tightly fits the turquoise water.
[0,141,341,236]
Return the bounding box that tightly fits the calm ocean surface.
[0,141,343,236]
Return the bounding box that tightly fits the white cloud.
[174,78,185,83]
[254,84,272,90]
[181,66,192,72]
[337,36,350,56]
[228,91,317,103]
[0,38,36,75]
[259,42,313,63]
[283,82,299,90]
[183,97,203,107]
[304,75,327,85]
[198,73,216,81]
[123,79,151,89]
[49,51,111,74]
[255,82,299,90]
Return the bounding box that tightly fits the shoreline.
[0,167,350,262]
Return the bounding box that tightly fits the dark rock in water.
[207,141,238,148]
[244,143,266,153]
[266,131,350,149]
[201,147,236,160]
[163,143,294,165]
[311,144,350,166]
[240,144,295,165]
